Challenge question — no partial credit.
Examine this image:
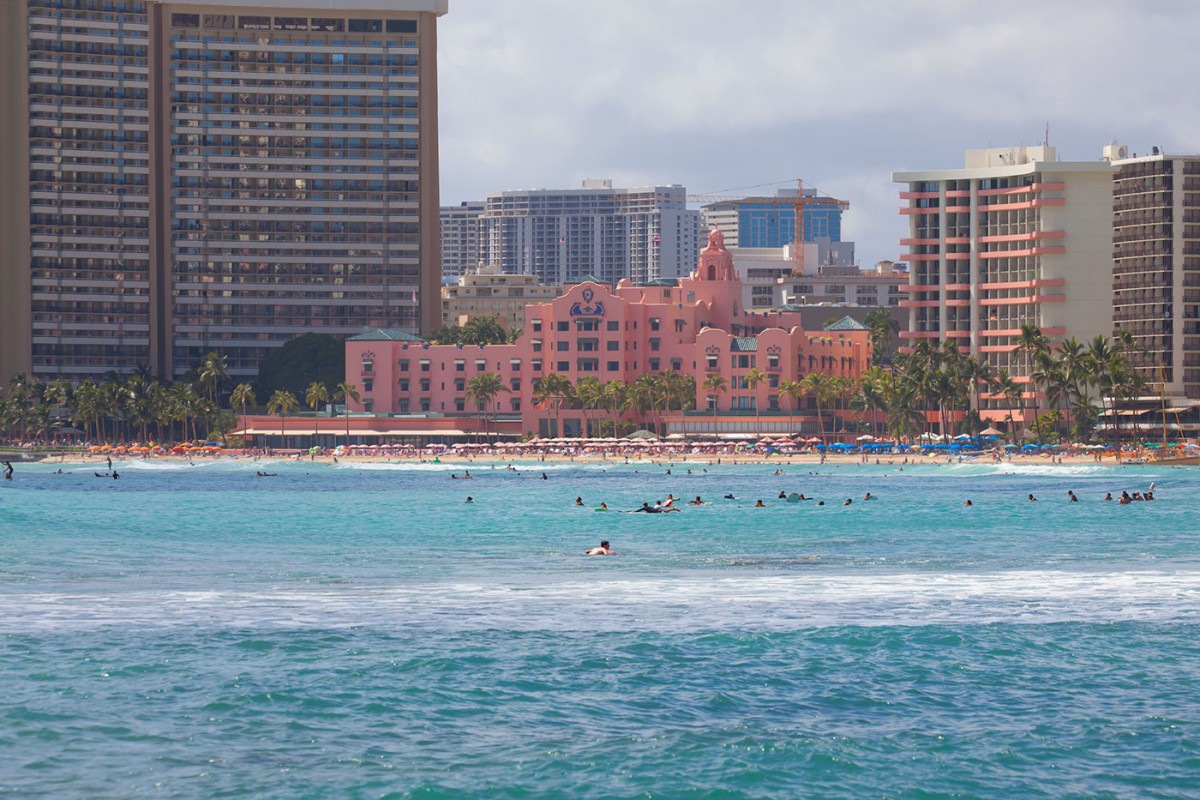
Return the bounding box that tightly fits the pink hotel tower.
[340,228,870,440]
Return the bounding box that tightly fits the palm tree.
[1015,323,1050,436]
[230,383,256,438]
[574,376,605,439]
[800,371,832,442]
[602,380,626,438]
[305,381,329,445]
[533,373,573,438]
[466,372,507,443]
[267,389,298,449]
[702,373,727,432]
[743,367,768,437]
[992,370,1021,438]
[333,381,360,442]
[864,308,900,366]
[777,378,804,437]
[198,351,229,405]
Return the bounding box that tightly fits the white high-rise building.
[440,201,485,281]
[893,146,1114,421]
[479,180,701,285]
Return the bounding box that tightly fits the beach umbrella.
[979,426,1004,436]
[855,434,875,442]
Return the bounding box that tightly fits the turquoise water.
[2,458,1200,798]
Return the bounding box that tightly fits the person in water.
[1068,490,1078,502]
[584,540,612,556]
[724,493,736,500]
[575,497,584,506]
[1028,494,1037,501]
[687,496,706,506]
[597,502,608,511]
[863,492,874,501]
[1104,492,1113,501]
[964,499,973,507]
[631,502,661,514]
[754,499,766,507]
[111,471,119,479]
[465,496,473,503]
[2,461,12,481]
[843,498,852,506]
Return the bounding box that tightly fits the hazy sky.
[438,0,1200,265]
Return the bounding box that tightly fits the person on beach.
[585,540,613,556]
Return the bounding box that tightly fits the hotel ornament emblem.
[569,287,605,317]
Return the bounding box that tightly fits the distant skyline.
[438,0,1200,266]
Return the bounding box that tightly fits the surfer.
[584,540,613,556]
[2,461,12,481]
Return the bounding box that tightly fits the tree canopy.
[254,333,345,403]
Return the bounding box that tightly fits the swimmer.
[843,498,852,506]
[778,490,787,499]
[1068,490,1078,502]
[584,540,613,556]
[597,502,608,511]
[817,500,825,506]
[112,471,119,479]
[575,497,584,506]
[94,472,108,478]
[754,499,766,508]
[465,496,473,503]
[1120,491,1132,505]
[724,493,736,500]
[1104,492,1113,501]
[541,473,548,480]
[1028,494,1037,502]
[863,492,874,501]
[964,499,973,507]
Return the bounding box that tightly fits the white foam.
[5,569,1198,633]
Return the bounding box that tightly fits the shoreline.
[10,450,1160,468]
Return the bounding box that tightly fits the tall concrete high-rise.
[440,200,484,281]
[894,146,1114,422]
[1110,145,1200,400]
[0,0,446,384]
[479,180,701,286]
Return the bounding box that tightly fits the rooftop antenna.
[1044,121,1050,148]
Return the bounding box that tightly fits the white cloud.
[437,0,1200,262]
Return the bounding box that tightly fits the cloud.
[437,0,1200,263]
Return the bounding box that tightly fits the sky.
[437,0,1200,266]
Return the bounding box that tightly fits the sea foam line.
[4,570,1199,633]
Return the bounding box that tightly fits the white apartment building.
[479,180,701,286]
[893,146,1114,418]
[440,200,484,281]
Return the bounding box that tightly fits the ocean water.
[2,457,1200,798]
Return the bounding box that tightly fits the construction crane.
[687,178,849,276]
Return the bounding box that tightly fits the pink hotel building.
[331,228,870,440]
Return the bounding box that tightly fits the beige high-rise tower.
[0,0,446,385]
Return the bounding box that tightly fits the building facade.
[441,266,559,330]
[894,146,1114,419]
[0,0,446,385]
[700,188,845,249]
[1110,146,1200,400]
[440,200,484,280]
[344,227,870,437]
[479,180,701,287]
